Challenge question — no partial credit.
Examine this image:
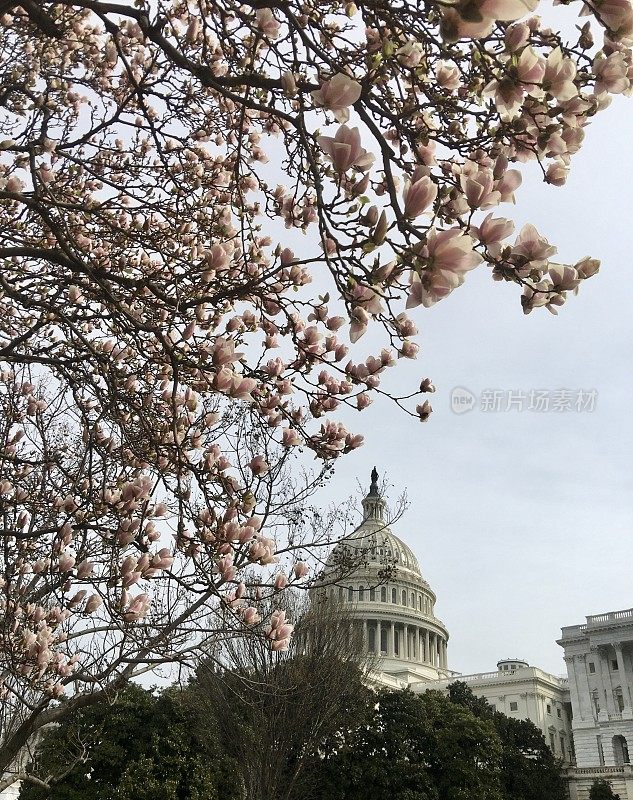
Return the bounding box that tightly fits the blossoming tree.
[1,0,631,787]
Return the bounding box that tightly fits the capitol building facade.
[321,471,633,800]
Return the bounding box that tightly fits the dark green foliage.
[307,682,566,800]
[19,684,237,800]
[589,779,621,800]
[306,688,503,800]
[448,681,567,800]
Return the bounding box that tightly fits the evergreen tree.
[19,685,237,800]
[589,779,621,800]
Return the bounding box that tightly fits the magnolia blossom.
[549,263,580,290]
[424,228,483,273]
[544,48,578,101]
[311,73,362,122]
[546,161,569,186]
[255,8,280,39]
[595,0,633,44]
[266,609,294,651]
[403,174,438,218]
[593,52,630,95]
[318,125,375,173]
[471,213,515,246]
[436,61,461,90]
[460,167,500,209]
[396,41,424,68]
[293,561,309,578]
[512,223,557,267]
[407,230,482,308]
[441,0,538,40]
[249,455,269,476]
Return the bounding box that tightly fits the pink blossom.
[478,0,539,21]
[274,572,288,590]
[311,73,362,123]
[230,375,258,402]
[58,554,75,572]
[471,213,515,244]
[281,71,298,96]
[513,223,557,266]
[549,263,580,290]
[416,400,433,421]
[436,61,461,90]
[544,47,578,101]
[76,560,94,579]
[593,52,630,95]
[425,229,483,273]
[460,167,500,209]
[403,174,438,218]
[293,561,309,578]
[255,8,281,39]
[123,593,150,622]
[545,161,569,186]
[517,46,546,86]
[318,125,375,173]
[5,175,24,193]
[575,257,600,278]
[496,169,522,203]
[505,22,530,52]
[249,455,269,476]
[396,41,424,68]
[349,307,369,343]
[242,606,261,625]
[596,0,633,43]
[282,428,302,447]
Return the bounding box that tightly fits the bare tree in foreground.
[191,592,372,800]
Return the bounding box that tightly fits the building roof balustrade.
[586,608,633,626]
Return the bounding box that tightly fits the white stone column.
[564,655,582,722]
[425,629,430,664]
[599,648,617,717]
[615,643,632,713]
[403,624,409,660]
[576,654,595,721]
[390,622,395,657]
[377,620,383,654]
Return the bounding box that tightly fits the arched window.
[348,586,354,602]
[418,595,422,610]
[380,627,387,653]
[411,592,415,608]
[394,629,399,655]
[401,589,406,605]
[391,587,397,604]
[381,586,387,602]
[368,626,376,653]
[359,586,365,601]
[370,587,376,601]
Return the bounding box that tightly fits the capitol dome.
[318,469,450,685]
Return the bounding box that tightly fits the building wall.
[558,609,633,772]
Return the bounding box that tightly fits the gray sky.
[311,95,633,678]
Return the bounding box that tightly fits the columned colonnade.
[359,619,448,668]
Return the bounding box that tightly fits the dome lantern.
[361,466,386,522]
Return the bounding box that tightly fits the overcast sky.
[309,95,633,678]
